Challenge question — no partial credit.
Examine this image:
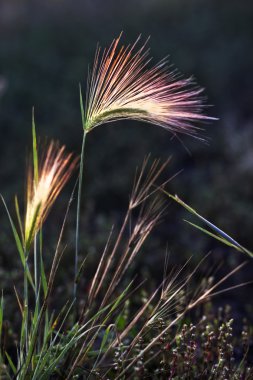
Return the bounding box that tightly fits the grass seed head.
[24,141,77,251]
[85,34,212,136]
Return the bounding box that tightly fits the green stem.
[74,131,87,299]
[23,251,29,353]
[34,232,41,353]
[34,234,39,301]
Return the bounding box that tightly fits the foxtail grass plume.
[84,34,211,135]
[24,142,77,251]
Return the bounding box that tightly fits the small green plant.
[0,35,252,379]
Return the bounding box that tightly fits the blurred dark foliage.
[0,0,253,320]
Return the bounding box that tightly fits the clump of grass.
[0,34,252,379]
[0,152,252,379]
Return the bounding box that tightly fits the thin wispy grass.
[1,151,251,379]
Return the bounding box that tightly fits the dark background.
[0,0,253,320]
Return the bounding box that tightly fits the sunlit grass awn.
[84,34,213,135]
[24,141,78,251]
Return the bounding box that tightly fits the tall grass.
[0,35,252,379]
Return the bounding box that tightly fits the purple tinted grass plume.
[84,34,212,136]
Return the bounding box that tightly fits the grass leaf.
[5,351,16,375]
[164,191,253,258]
[0,195,35,289]
[32,107,39,185]
[15,196,24,247]
[79,84,86,131]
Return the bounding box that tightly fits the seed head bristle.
[24,141,77,250]
[85,34,212,135]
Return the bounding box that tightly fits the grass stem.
[34,234,39,302]
[74,131,87,300]
[23,251,29,353]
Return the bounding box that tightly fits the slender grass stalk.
[34,235,39,304]
[34,232,42,354]
[23,251,29,354]
[74,131,86,300]
[32,111,40,310]
[74,85,87,300]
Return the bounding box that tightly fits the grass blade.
[32,107,39,185]
[1,195,35,289]
[164,192,253,258]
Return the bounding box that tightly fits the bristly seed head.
[84,34,213,136]
[24,141,78,251]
